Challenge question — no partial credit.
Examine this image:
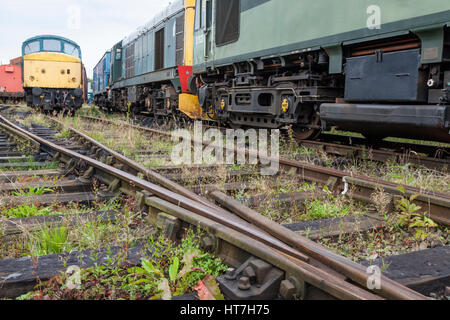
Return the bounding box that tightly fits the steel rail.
[298,139,450,171]
[210,191,427,300]
[79,115,450,198]
[315,133,450,157]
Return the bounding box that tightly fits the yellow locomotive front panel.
[23,52,82,89]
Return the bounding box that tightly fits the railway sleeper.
[191,181,259,194]
[0,169,62,183]
[1,210,116,237]
[0,242,150,299]
[284,214,386,241]
[0,161,57,170]
[0,156,29,163]
[0,178,92,195]
[363,246,450,297]
[0,192,115,208]
[0,151,22,157]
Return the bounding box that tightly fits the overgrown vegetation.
[17,230,228,300]
[0,197,150,260]
[394,186,439,241]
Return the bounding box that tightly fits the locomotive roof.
[23,35,80,49]
[122,0,184,47]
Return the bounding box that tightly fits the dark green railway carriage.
[191,0,450,142]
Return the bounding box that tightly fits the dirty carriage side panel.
[125,42,135,79]
[166,12,185,69]
[134,36,143,76]
[176,12,185,66]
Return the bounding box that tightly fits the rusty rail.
[298,139,450,172]
[210,191,426,300]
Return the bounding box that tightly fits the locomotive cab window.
[64,43,80,58]
[43,39,62,52]
[216,0,240,46]
[115,48,122,61]
[24,41,40,55]
[194,0,202,30]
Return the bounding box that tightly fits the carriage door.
[193,0,213,64]
[155,28,165,70]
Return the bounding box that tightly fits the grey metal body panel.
[164,16,177,70]
[112,67,178,89]
[113,7,184,91]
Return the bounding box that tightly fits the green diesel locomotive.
[190,0,450,142]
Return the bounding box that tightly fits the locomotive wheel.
[293,113,321,140]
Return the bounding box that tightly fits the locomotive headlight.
[72,77,77,82]
[281,98,290,113]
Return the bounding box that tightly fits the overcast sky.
[0,0,172,78]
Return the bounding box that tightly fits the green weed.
[12,186,54,197]
[2,204,57,219]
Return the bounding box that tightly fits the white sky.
[0,0,172,78]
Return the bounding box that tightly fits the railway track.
[298,135,450,172]
[78,115,450,227]
[0,108,448,300]
[128,112,450,172]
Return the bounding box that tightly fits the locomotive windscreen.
[216,0,240,46]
